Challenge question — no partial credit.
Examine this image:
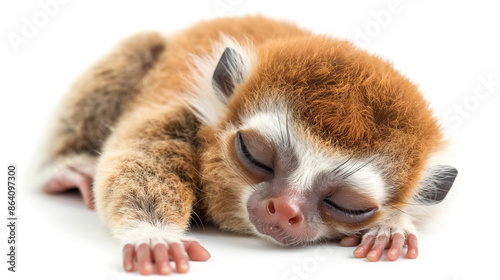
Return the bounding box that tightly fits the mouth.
[255,223,313,246]
[260,224,292,244]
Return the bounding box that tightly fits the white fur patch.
[238,186,256,231]
[114,221,194,248]
[183,35,255,126]
[361,212,417,241]
[289,149,388,205]
[343,162,388,204]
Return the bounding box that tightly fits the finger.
[340,236,362,247]
[183,241,211,261]
[367,234,389,262]
[78,176,95,210]
[123,244,135,272]
[170,242,189,273]
[354,235,375,258]
[154,243,172,275]
[137,243,154,275]
[406,234,418,259]
[387,233,405,261]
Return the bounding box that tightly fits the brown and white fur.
[39,16,457,275]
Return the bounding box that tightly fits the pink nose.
[266,197,304,227]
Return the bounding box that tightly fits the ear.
[416,165,458,204]
[212,47,245,103]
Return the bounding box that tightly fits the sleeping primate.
[41,16,457,275]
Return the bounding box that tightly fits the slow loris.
[40,16,457,275]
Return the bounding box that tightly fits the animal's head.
[187,36,457,245]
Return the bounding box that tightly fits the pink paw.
[340,227,418,261]
[43,166,95,210]
[123,240,211,275]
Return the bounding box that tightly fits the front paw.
[341,227,418,261]
[123,237,210,275]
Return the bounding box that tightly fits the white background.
[1,0,499,279]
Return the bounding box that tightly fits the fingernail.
[203,250,211,259]
[367,250,377,259]
[354,247,364,255]
[125,263,133,271]
[410,249,418,257]
[160,265,171,275]
[145,262,153,271]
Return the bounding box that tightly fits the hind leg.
[39,31,165,208]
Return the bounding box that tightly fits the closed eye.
[235,131,274,174]
[323,199,374,215]
[323,198,376,223]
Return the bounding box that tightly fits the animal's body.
[41,16,457,275]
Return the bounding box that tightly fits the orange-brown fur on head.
[240,37,443,208]
[187,17,447,240]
